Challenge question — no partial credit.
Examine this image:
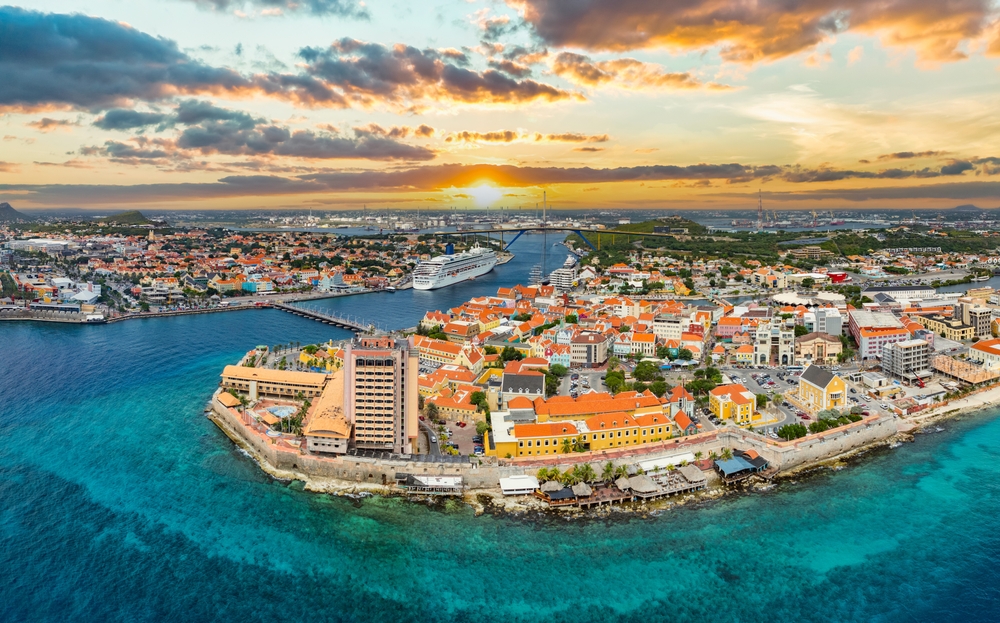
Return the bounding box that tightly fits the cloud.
[1,8,570,114]
[877,150,949,160]
[444,130,609,143]
[551,52,726,90]
[93,110,171,131]
[82,101,436,163]
[0,7,254,111]
[26,118,79,132]
[847,45,864,65]
[297,38,578,108]
[759,181,1000,202]
[573,147,604,152]
[940,160,974,175]
[487,59,533,78]
[0,161,18,172]
[508,0,998,63]
[635,148,659,154]
[179,0,369,18]
[4,163,999,206]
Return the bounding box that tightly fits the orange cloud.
[551,52,727,90]
[444,130,609,143]
[26,117,79,132]
[509,0,998,64]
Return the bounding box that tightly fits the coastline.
[205,381,1000,518]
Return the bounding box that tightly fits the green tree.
[607,356,621,372]
[678,348,693,361]
[500,346,524,362]
[561,437,573,454]
[602,461,616,483]
[565,314,578,324]
[425,402,440,422]
[794,324,809,337]
[756,393,768,409]
[720,448,734,461]
[633,360,661,382]
[545,374,560,398]
[476,420,490,436]
[656,345,670,359]
[549,364,569,377]
[649,380,668,397]
[801,277,815,288]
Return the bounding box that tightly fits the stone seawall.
[210,391,899,494]
[210,391,512,489]
[719,415,899,470]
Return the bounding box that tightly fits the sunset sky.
[2,0,1000,211]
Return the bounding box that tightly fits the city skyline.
[2,0,1000,210]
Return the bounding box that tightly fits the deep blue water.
[3,236,1000,622]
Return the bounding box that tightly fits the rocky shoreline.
[210,384,1000,520]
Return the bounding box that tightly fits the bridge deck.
[272,302,366,332]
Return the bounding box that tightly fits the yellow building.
[709,384,758,425]
[797,365,846,413]
[220,365,328,400]
[487,409,682,458]
[734,344,754,364]
[914,314,975,342]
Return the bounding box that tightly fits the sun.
[463,183,503,208]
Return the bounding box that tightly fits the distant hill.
[103,210,152,225]
[0,202,32,223]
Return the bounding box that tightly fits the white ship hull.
[413,254,498,290]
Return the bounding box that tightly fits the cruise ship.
[412,245,498,290]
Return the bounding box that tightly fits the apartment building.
[570,332,609,368]
[653,313,686,341]
[753,319,795,366]
[960,303,993,338]
[804,307,843,336]
[849,310,908,359]
[343,335,419,454]
[882,339,931,384]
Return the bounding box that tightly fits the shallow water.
[3,238,1000,622]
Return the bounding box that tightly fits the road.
[418,419,441,455]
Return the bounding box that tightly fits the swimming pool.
[267,406,296,418]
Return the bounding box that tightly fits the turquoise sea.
[3,237,1000,622]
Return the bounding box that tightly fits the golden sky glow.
[1,0,1000,210]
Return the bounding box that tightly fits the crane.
[811,210,818,228]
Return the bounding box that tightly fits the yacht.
[412,245,498,290]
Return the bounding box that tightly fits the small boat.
[385,286,396,292]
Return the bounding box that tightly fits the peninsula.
[204,216,1000,511]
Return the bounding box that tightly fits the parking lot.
[436,418,486,457]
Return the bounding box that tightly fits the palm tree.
[579,463,596,483]
[614,464,629,479]
[561,437,573,454]
[602,461,616,483]
[721,448,734,461]
[694,451,703,461]
[709,451,718,461]
[536,467,551,482]
[548,467,561,483]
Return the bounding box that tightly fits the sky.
[1,0,1000,211]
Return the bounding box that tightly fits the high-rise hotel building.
[342,335,418,454]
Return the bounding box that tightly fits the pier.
[272,302,369,332]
